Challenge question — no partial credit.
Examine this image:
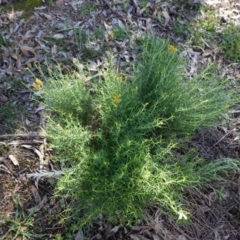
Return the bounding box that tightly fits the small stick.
[0,133,47,140]
[211,128,237,148]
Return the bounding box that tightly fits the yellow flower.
[168,45,177,52]
[116,75,123,82]
[32,78,43,90]
[116,74,129,82]
[113,93,121,106]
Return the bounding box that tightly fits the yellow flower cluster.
[168,45,177,52]
[32,78,43,90]
[116,75,123,82]
[113,93,121,106]
[116,74,129,82]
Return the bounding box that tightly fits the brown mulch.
[0,0,240,239]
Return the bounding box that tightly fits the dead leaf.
[146,18,152,31]
[233,136,240,141]
[132,0,141,15]
[40,13,53,20]
[95,233,102,239]
[75,228,84,240]
[25,56,40,66]
[8,155,19,166]
[34,6,48,11]
[152,234,160,240]
[25,118,31,126]
[130,234,151,240]
[162,9,170,27]
[53,33,64,39]
[19,45,36,56]
[22,34,35,41]
[131,226,141,231]
[118,19,125,29]
[7,9,24,21]
[87,60,100,71]
[21,145,44,164]
[0,94,8,103]
[137,235,150,240]
[30,185,41,203]
[129,235,141,240]
[70,0,84,11]
[177,235,187,240]
[35,105,45,113]
[51,45,57,55]
[27,195,47,213]
[218,126,228,134]
[6,59,16,76]
[104,21,113,31]
[110,225,121,234]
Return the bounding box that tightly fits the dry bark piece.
[8,155,19,166]
[0,94,8,103]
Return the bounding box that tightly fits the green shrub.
[43,66,93,126]
[132,38,232,138]
[220,24,240,62]
[43,37,239,227]
[47,119,91,165]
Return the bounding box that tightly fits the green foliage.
[220,24,240,62]
[45,35,69,51]
[172,6,218,46]
[93,27,105,39]
[197,9,218,32]
[0,103,22,133]
[0,33,11,47]
[112,27,127,40]
[74,29,88,51]
[4,0,42,11]
[172,0,201,10]
[173,20,191,37]
[133,38,232,138]
[0,196,44,240]
[43,66,93,126]
[80,2,98,16]
[73,29,102,59]
[43,67,93,165]
[47,119,91,165]
[139,0,148,8]
[43,37,239,227]
[82,47,102,59]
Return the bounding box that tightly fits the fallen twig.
[26,170,63,179]
[8,140,44,146]
[211,128,237,148]
[0,133,47,140]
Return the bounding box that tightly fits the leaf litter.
[0,0,240,239]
